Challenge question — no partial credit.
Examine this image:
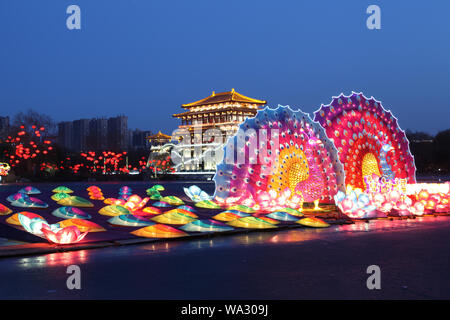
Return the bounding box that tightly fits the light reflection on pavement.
[2,216,450,299]
[0,237,25,247]
[12,216,450,268]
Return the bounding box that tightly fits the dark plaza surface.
[0,180,449,299]
[1,212,450,299]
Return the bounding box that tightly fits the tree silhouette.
[434,129,450,173]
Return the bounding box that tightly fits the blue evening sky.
[0,0,449,134]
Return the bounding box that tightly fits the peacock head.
[381,144,394,153]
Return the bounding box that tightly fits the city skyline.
[0,1,449,135]
[56,115,153,152]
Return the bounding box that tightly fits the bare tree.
[12,109,56,136]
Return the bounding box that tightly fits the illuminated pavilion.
[147,131,171,146]
[147,131,172,163]
[172,89,267,171]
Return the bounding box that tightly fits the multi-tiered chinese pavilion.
[172,89,267,171]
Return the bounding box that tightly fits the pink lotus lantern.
[388,190,401,203]
[371,193,385,207]
[411,201,425,216]
[41,225,88,244]
[395,201,410,216]
[214,196,239,207]
[252,188,304,212]
[287,194,302,209]
[241,194,256,208]
[256,191,273,211]
[404,196,413,207]
[339,198,354,213]
[277,189,291,207]
[379,202,393,213]
[436,204,448,213]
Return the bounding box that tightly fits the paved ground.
[0,238,24,247]
[1,216,450,299]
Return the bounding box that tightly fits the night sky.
[0,0,449,134]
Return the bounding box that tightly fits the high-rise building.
[0,116,10,139]
[72,119,90,152]
[88,118,108,150]
[57,115,130,152]
[107,115,128,151]
[57,121,73,150]
[130,129,153,150]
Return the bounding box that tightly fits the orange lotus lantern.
[110,199,126,206]
[124,195,149,211]
[417,190,430,201]
[425,199,437,210]
[442,197,449,206]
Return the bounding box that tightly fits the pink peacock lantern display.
[314,92,416,190]
[314,92,422,218]
[213,105,345,212]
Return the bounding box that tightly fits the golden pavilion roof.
[181,88,266,108]
[147,131,171,140]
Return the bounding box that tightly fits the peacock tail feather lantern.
[313,92,416,190]
[213,105,345,210]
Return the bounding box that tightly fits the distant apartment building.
[88,118,108,150]
[72,119,90,152]
[57,121,73,150]
[107,115,128,151]
[57,115,130,152]
[129,129,153,150]
[0,116,10,139]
